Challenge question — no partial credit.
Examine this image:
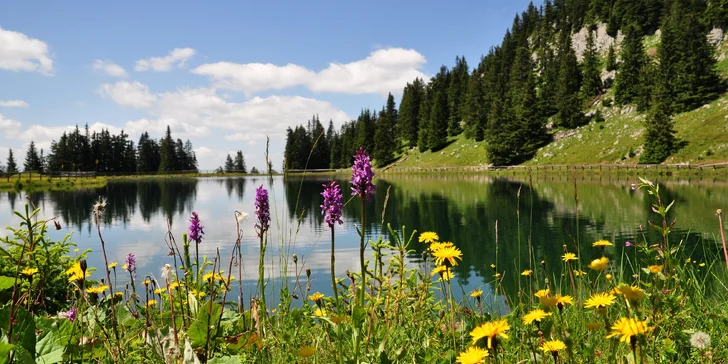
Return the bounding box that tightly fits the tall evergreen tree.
[447,56,469,136]
[6,149,17,175]
[463,65,486,141]
[659,0,722,112]
[234,151,247,172]
[373,107,396,167]
[605,44,617,72]
[428,66,450,150]
[556,31,583,128]
[224,154,235,172]
[158,126,177,173]
[581,26,602,98]
[614,24,646,105]
[640,81,678,164]
[355,110,376,154]
[24,141,42,172]
[398,78,424,149]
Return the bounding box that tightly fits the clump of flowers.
[58,307,77,322]
[255,185,270,237]
[350,147,375,200]
[188,211,204,244]
[588,256,609,271]
[124,253,137,275]
[320,180,343,228]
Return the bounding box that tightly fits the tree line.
[2,125,198,174]
[284,0,725,167]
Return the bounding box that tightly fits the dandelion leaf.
[0,276,14,292]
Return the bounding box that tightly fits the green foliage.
[581,26,602,98]
[5,150,17,175]
[606,44,617,72]
[447,56,469,136]
[398,78,425,149]
[556,31,584,128]
[373,95,398,167]
[615,24,647,105]
[428,66,450,151]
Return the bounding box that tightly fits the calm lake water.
[1,174,726,310]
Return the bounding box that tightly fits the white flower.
[161,264,171,280]
[690,331,711,350]
[92,197,108,215]
[235,211,249,223]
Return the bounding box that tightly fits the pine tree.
[614,24,645,105]
[6,149,18,175]
[463,66,486,141]
[428,66,450,150]
[447,56,469,136]
[24,141,42,172]
[581,26,602,98]
[373,107,395,167]
[660,0,722,112]
[417,84,432,152]
[398,78,424,149]
[224,154,235,172]
[158,126,177,173]
[556,31,583,128]
[640,81,678,164]
[606,44,617,72]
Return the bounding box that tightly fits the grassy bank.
[0,175,107,192]
[1,177,726,363]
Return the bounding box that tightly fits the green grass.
[0,175,108,192]
[389,135,488,169]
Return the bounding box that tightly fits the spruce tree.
[158,126,177,173]
[428,66,450,150]
[417,84,432,152]
[556,31,583,128]
[581,26,602,98]
[614,24,645,106]
[447,56,469,136]
[606,44,617,72]
[463,66,486,141]
[24,141,42,172]
[224,154,235,172]
[373,106,396,167]
[640,81,678,164]
[398,78,424,150]
[234,151,247,172]
[6,149,17,175]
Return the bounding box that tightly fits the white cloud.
[91,60,127,77]
[0,100,29,107]
[192,47,428,96]
[0,27,54,74]
[135,48,196,72]
[0,113,21,132]
[98,81,157,108]
[192,62,314,95]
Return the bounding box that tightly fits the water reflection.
[1,174,725,307]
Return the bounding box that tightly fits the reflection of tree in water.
[43,180,198,229]
[223,178,247,199]
[284,176,331,230]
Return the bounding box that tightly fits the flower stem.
[331,228,339,305]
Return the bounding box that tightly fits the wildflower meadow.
[1,148,728,363]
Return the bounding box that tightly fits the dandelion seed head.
[690,331,711,350]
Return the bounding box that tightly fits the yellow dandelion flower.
[122,264,128,270]
[456,346,489,364]
[556,295,574,309]
[585,292,617,309]
[522,309,551,325]
[170,281,182,289]
[309,292,325,302]
[313,308,326,317]
[699,263,706,267]
[431,265,448,276]
[21,268,38,276]
[470,319,510,349]
[419,231,439,244]
[431,246,463,267]
[534,289,550,298]
[606,317,650,344]
[521,269,533,276]
[439,269,455,281]
[493,272,501,278]
[593,240,613,247]
[429,241,454,252]
[142,279,151,286]
[647,265,663,274]
[588,257,609,271]
[470,289,483,299]
[586,322,603,330]
[114,291,123,297]
[562,253,578,262]
[190,289,206,298]
[573,270,588,277]
[540,340,567,353]
[147,299,157,307]
[330,315,347,325]
[154,288,165,295]
[85,285,109,294]
[108,262,118,269]
[65,263,90,282]
[490,264,496,269]
[614,284,645,301]
[539,295,558,308]
[202,272,214,281]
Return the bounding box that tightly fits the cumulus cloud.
[135,48,196,72]
[0,113,21,133]
[0,100,29,107]
[98,81,157,108]
[91,60,127,77]
[0,27,54,74]
[192,47,428,96]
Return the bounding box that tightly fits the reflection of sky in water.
[1,175,726,310]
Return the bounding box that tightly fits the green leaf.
[0,342,16,364]
[188,293,199,317]
[208,356,241,364]
[0,306,36,359]
[352,305,366,330]
[188,301,222,348]
[35,331,64,364]
[0,277,15,292]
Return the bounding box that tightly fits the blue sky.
[0,1,538,170]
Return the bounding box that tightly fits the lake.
[1,174,725,310]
